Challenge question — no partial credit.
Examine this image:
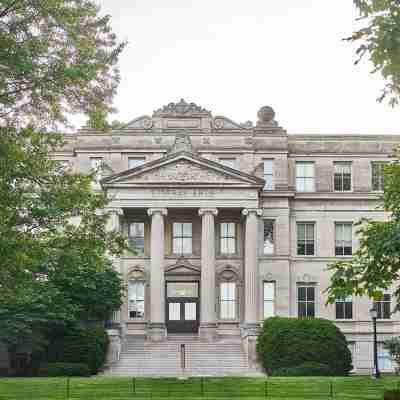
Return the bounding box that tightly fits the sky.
[82,0,399,134]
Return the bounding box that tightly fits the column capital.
[105,207,124,216]
[147,208,168,217]
[198,208,218,217]
[242,208,262,217]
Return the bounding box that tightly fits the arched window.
[128,269,146,320]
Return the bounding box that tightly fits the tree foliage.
[0,0,126,128]
[351,0,400,106]
[327,160,400,308]
[0,126,126,352]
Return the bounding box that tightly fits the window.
[128,280,145,319]
[219,158,237,169]
[220,222,236,254]
[335,223,352,256]
[297,223,315,256]
[334,162,352,191]
[335,296,353,319]
[128,222,145,255]
[128,157,145,169]
[172,222,192,255]
[263,282,275,318]
[90,157,103,182]
[296,162,315,192]
[374,292,391,319]
[298,285,315,317]
[372,162,387,191]
[263,160,274,190]
[263,220,275,255]
[378,343,395,370]
[220,282,236,320]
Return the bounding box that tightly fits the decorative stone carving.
[244,137,253,145]
[216,265,241,283]
[202,137,210,145]
[257,106,278,127]
[297,273,317,283]
[165,258,201,275]
[168,134,194,154]
[127,266,146,280]
[153,99,211,117]
[142,117,153,129]
[125,115,153,129]
[240,121,253,128]
[154,137,162,144]
[213,116,244,130]
[132,160,244,183]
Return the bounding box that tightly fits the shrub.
[38,362,90,377]
[47,326,109,374]
[384,390,400,400]
[256,317,352,376]
[270,361,331,376]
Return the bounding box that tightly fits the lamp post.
[369,306,381,379]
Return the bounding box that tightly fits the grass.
[0,376,399,400]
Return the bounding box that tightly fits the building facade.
[54,99,400,373]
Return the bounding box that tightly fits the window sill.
[126,319,147,324]
[217,320,240,324]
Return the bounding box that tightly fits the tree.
[327,160,400,308]
[350,1,400,106]
[0,127,127,355]
[0,0,126,128]
[384,337,400,373]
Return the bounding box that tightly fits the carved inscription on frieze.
[151,188,216,198]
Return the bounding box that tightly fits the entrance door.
[166,281,199,333]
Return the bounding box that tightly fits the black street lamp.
[369,306,381,379]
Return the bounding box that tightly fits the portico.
[101,135,265,341]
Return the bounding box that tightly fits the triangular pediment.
[102,151,264,188]
[165,260,201,276]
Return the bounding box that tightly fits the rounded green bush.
[256,317,353,376]
[270,361,331,376]
[38,362,90,377]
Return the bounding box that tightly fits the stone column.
[106,208,124,325]
[198,208,218,341]
[242,208,262,371]
[147,208,168,341]
[242,209,262,329]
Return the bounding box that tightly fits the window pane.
[221,301,235,320]
[307,287,315,301]
[130,222,144,237]
[297,242,305,255]
[296,178,306,192]
[169,303,180,320]
[173,223,182,236]
[226,237,236,254]
[304,163,314,177]
[305,242,314,255]
[182,238,192,254]
[297,224,305,240]
[221,282,235,301]
[167,282,198,298]
[298,302,307,317]
[345,301,353,319]
[227,222,235,236]
[296,163,305,177]
[185,303,197,320]
[264,302,274,319]
[264,282,275,301]
[336,302,344,319]
[298,287,306,301]
[304,178,314,192]
[264,175,273,190]
[307,302,315,317]
[383,301,391,319]
[263,220,274,255]
[173,238,182,254]
[128,158,145,169]
[306,224,314,240]
[264,160,273,174]
[182,223,192,236]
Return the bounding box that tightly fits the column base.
[199,323,217,342]
[241,323,262,371]
[147,323,166,342]
[241,323,260,337]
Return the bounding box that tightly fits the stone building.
[52,99,400,374]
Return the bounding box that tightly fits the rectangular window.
[263,160,274,190]
[335,223,352,256]
[372,162,386,191]
[263,220,275,255]
[128,222,145,255]
[296,162,315,192]
[172,222,192,255]
[263,282,275,319]
[335,296,353,319]
[298,285,315,318]
[378,343,395,370]
[220,222,236,254]
[220,282,236,320]
[374,293,391,319]
[128,157,145,169]
[297,222,315,256]
[128,280,145,319]
[219,158,237,169]
[90,157,103,182]
[334,162,352,191]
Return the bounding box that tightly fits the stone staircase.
[104,334,253,376]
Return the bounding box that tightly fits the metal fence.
[0,377,398,400]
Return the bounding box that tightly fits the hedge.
[256,317,352,376]
[385,391,400,400]
[46,326,109,375]
[38,362,90,377]
[269,361,331,376]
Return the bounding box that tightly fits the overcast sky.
[85,0,399,134]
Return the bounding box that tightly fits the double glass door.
[166,281,199,333]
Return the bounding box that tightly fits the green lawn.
[0,376,399,400]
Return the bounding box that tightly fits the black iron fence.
[0,377,398,400]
